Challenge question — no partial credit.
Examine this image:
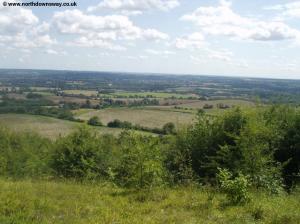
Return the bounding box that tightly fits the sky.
[1,0,300,79]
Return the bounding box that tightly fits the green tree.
[114,132,165,188]
[88,116,103,126]
[163,122,176,135]
[51,127,115,179]
[217,168,250,205]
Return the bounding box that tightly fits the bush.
[107,119,123,128]
[0,127,52,178]
[113,132,165,188]
[88,116,103,126]
[217,168,250,205]
[164,128,194,185]
[51,127,115,179]
[163,122,176,135]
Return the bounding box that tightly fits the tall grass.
[0,179,299,224]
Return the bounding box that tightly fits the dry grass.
[166,99,255,109]
[0,114,123,139]
[74,108,195,128]
[46,96,100,106]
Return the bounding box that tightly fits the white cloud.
[174,32,206,49]
[190,48,233,63]
[71,36,126,51]
[142,29,169,41]
[45,49,58,55]
[44,49,68,55]
[190,55,206,64]
[181,0,300,41]
[126,55,148,60]
[0,0,55,49]
[265,1,300,18]
[87,0,179,15]
[2,33,56,49]
[145,49,175,55]
[52,9,168,49]
[207,49,233,62]
[0,0,39,35]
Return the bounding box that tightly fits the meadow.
[0,114,123,139]
[0,179,299,224]
[73,107,195,128]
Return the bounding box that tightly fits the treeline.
[0,106,299,195]
[107,119,176,135]
[0,97,79,122]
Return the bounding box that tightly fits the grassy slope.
[74,108,195,128]
[0,114,123,139]
[0,179,299,224]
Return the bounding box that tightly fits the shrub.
[107,119,123,128]
[51,127,115,179]
[163,122,176,135]
[0,127,52,178]
[88,116,103,126]
[113,132,165,188]
[217,168,250,205]
[164,128,194,185]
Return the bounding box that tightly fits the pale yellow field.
[0,114,123,139]
[166,99,255,109]
[46,96,100,106]
[74,108,195,128]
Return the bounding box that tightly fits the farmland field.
[171,99,255,109]
[102,91,199,99]
[46,95,100,105]
[0,114,123,139]
[63,90,98,96]
[74,107,195,128]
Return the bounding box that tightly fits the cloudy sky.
[1,0,300,79]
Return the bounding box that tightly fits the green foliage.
[271,106,300,188]
[0,105,299,193]
[217,168,250,205]
[1,179,300,224]
[51,127,116,179]
[164,128,195,185]
[0,97,76,121]
[107,119,132,129]
[184,108,247,180]
[87,116,103,126]
[0,127,51,178]
[26,92,42,99]
[162,122,176,135]
[113,132,165,188]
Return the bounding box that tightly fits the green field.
[0,114,123,139]
[0,179,299,224]
[74,108,195,128]
[99,91,198,99]
[63,90,98,96]
[29,87,57,91]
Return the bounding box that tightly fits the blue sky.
[1,0,300,79]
